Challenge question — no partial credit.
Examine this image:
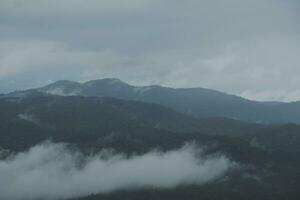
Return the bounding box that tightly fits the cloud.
[17,113,40,125]
[240,89,300,102]
[0,40,130,91]
[0,0,300,101]
[0,0,157,19]
[0,40,129,77]
[0,142,233,200]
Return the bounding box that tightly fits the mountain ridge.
[4,78,300,124]
[1,87,300,200]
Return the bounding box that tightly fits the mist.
[0,142,234,200]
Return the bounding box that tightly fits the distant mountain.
[32,78,300,124]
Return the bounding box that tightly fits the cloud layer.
[0,142,233,200]
[0,0,300,101]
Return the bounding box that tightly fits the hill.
[30,78,300,124]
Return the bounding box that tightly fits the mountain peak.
[39,80,81,96]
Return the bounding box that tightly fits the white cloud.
[240,90,300,102]
[0,0,157,17]
[0,40,129,79]
[0,142,234,200]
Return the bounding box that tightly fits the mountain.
[250,123,300,162]
[1,92,299,162]
[33,78,300,124]
[1,93,300,200]
[0,92,265,151]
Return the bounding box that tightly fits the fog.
[0,142,234,200]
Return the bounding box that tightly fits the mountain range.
[21,78,300,124]
[1,79,300,200]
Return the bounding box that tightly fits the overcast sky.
[1,0,300,101]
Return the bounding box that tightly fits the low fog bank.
[0,142,234,200]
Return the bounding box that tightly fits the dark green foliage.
[0,93,265,151]
[1,93,300,200]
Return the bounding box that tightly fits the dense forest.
[0,91,300,200]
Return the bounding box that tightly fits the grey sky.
[1,0,300,101]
